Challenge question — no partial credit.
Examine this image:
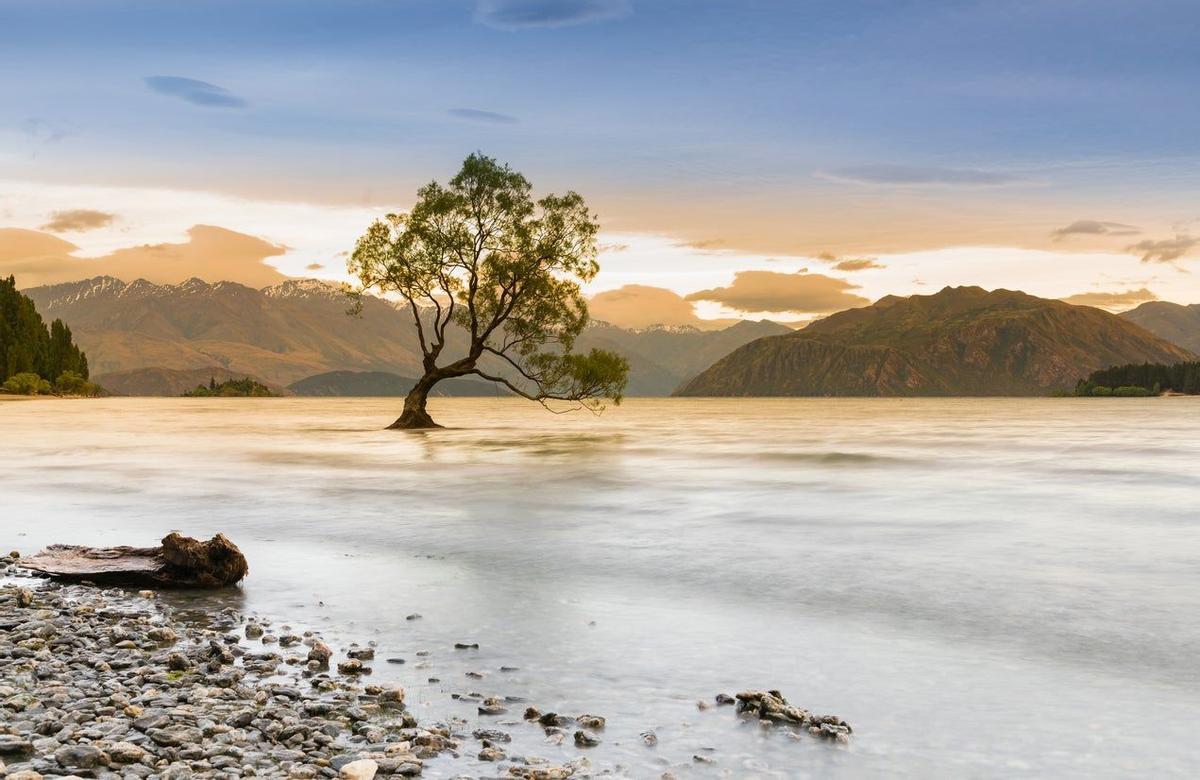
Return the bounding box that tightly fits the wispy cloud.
[305,262,325,271]
[816,164,1023,187]
[676,238,725,251]
[19,117,74,160]
[40,209,117,233]
[1051,220,1141,240]
[448,107,518,124]
[22,117,72,145]
[1127,235,1199,264]
[818,253,884,272]
[1061,288,1157,311]
[144,76,247,108]
[474,0,631,30]
[685,270,869,314]
[833,258,884,272]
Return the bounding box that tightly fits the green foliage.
[2,372,52,395]
[0,275,89,385]
[1112,385,1154,397]
[183,377,277,397]
[1075,361,1200,396]
[54,370,101,397]
[349,153,629,418]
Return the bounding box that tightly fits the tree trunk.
[388,373,443,429]
[18,533,249,589]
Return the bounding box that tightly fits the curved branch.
[468,368,591,415]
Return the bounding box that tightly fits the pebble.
[338,758,379,779]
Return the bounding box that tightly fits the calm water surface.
[2,397,1199,778]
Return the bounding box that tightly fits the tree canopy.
[0,275,89,388]
[349,153,629,428]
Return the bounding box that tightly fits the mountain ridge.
[676,286,1195,396]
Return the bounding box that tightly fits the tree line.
[1075,361,1200,397]
[0,275,97,396]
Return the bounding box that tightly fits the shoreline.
[0,566,848,779]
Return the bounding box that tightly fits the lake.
[2,397,1199,777]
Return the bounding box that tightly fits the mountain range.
[21,276,789,396]
[24,277,427,388]
[677,286,1195,396]
[22,277,1200,399]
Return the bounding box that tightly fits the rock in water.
[308,640,333,664]
[16,533,248,588]
[574,730,601,747]
[733,690,852,742]
[577,713,606,730]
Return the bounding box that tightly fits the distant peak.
[172,277,212,292]
[262,278,347,299]
[28,275,128,308]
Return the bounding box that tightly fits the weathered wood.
[18,533,248,588]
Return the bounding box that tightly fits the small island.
[182,377,278,397]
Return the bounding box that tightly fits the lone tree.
[349,153,629,429]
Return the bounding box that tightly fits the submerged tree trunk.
[388,372,444,429]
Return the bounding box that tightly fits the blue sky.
[2,0,1199,321]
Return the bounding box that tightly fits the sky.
[2,0,1199,327]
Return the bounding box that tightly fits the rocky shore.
[1,559,851,779]
[0,576,585,779]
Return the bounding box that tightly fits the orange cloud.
[0,225,288,288]
[685,270,869,314]
[589,284,703,329]
[40,209,117,233]
[831,257,885,272]
[1061,287,1157,311]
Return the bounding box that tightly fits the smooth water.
[2,397,1199,778]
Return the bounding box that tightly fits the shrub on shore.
[53,370,102,397]
[2,371,52,395]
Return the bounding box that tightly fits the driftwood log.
[18,532,248,588]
